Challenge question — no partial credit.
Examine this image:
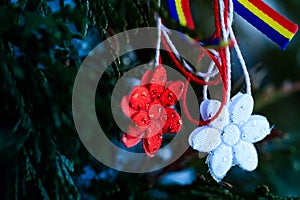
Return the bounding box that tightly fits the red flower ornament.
[121,65,184,157]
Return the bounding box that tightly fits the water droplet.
[223,157,228,162]
[178,120,183,125]
[171,114,175,118]
[252,120,257,126]
[240,106,244,111]
[168,126,173,132]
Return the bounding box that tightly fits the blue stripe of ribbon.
[167,0,179,23]
[233,0,289,49]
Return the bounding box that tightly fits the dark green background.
[1,0,299,199]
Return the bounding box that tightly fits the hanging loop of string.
[159,0,252,126]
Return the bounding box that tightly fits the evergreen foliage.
[1,0,300,199]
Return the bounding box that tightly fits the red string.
[181,0,195,29]
[161,34,222,86]
[224,0,229,30]
[181,78,227,126]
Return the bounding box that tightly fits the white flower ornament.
[189,93,271,182]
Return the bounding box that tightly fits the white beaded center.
[222,124,240,146]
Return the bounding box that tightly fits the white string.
[154,0,162,67]
[203,61,216,99]
[228,0,251,94]
[155,16,162,67]
[229,27,251,94]
[162,30,219,78]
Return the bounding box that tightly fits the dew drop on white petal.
[239,106,244,111]
[242,145,247,151]
[242,133,247,139]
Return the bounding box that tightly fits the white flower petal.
[241,115,271,143]
[229,93,254,124]
[200,100,229,130]
[189,126,221,152]
[233,140,258,171]
[208,144,233,182]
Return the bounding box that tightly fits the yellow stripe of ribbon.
[175,0,187,27]
[238,0,294,39]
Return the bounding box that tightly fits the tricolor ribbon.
[233,0,298,50]
[167,0,195,29]
[167,0,298,50]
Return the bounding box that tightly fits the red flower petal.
[121,96,136,118]
[129,86,151,111]
[142,131,163,157]
[121,124,146,148]
[145,97,161,110]
[149,83,165,98]
[160,81,184,107]
[128,124,147,137]
[121,133,141,148]
[131,111,150,127]
[150,65,167,85]
[148,104,165,120]
[146,120,163,137]
[163,108,182,133]
[141,69,153,86]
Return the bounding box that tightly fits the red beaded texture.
[121,65,184,157]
